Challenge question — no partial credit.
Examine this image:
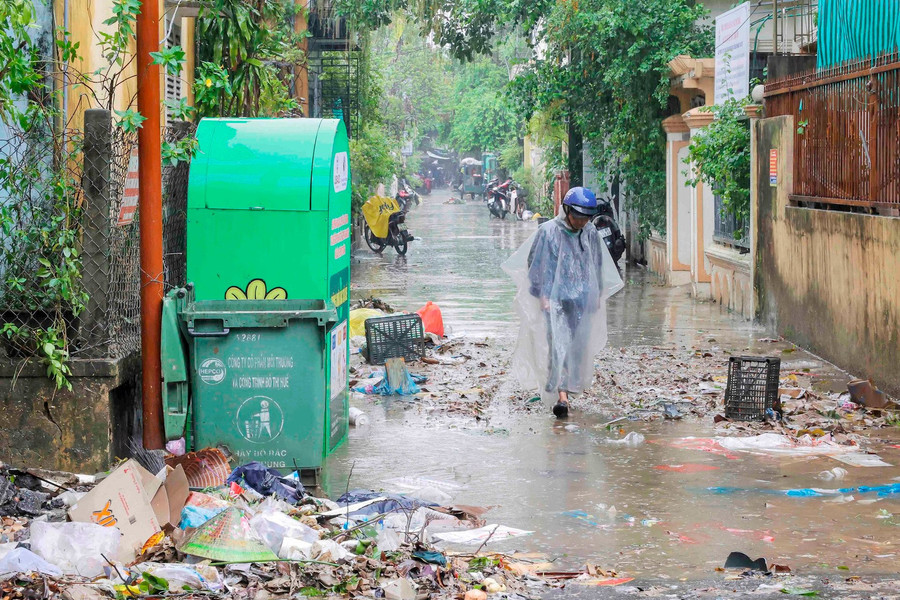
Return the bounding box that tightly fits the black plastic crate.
[724,356,781,421]
[364,313,425,365]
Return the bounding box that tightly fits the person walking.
[503,187,623,418]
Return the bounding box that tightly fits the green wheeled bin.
[162,117,352,478]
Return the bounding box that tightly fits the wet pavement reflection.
[327,189,900,581]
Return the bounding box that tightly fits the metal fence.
[0,110,194,363]
[162,121,194,291]
[765,51,900,211]
[0,109,140,360]
[713,194,750,250]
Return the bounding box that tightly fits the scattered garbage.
[847,379,889,409]
[226,462,305,504]
[250,504,320,555]
[724,551,768,572]
[653,464,720,473]
[179,491,229,528]
[817,467,848,481]
[364,313,426,365]
[67,459,172,562]
[432,524,532,545]
[724,356,781,421]
[349,308,386,338]
[607,431,645,446]
[165,448,230,488]
[349,406,370,427]
[352,360,425,396]
[416,301,445,337]
[0,547,63,579]
[30,521,121,578]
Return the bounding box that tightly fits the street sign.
[715,2,751,105]
[118,147,139,226]
[769,149,778,186]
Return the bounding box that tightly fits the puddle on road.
[351,190,533,338]
[336,191,900,580]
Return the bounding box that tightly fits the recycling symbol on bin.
[235,396,284,443]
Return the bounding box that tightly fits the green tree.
[685,97,751,225]
[447,56,521,155]
[507,0,712,237]
[371,19,454,147]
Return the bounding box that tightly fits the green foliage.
[506,0,712,238]
[139,572,170,595]
[164,97,197,122]
[98,0,140,65]
[113,108,146,132]
[349,123,399,213]
[361,16,527,171]
[499,139,523,172]
[448,57,520,155]
[685,97,751,224]
[150,45,186,76]
[193,61,234,118]
[195,0,305,117]
[162,137,200,167]
[371,21,454,147]
[0,0,188,388]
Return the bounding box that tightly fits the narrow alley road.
[327,189,900,595]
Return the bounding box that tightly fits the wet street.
[326,189,900,592]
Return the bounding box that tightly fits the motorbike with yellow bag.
[361,196,414,256]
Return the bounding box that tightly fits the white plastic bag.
[137,562,223,592]
[280,538,313,560]
[311,539,353,562]
[250,511,319,555]
[608,432,645,446]
[29,521,121,577]
[376,527,401,552]
[0,547,62,579]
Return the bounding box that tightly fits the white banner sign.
[715,2,751,105]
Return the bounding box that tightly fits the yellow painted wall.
[54,0,195,130]
[755,116,900,396]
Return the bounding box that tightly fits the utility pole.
[294,1,310,115]
[136,0,164,449]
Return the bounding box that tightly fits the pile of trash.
[572,345,727,420]
[568,340,897,437]
[0,458,603,599]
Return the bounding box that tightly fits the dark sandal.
[552,402,569,419]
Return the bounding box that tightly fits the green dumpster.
[162,117,352,475]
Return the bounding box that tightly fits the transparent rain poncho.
[502,215,623,400]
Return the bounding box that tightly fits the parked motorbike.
[362,196,415,256]
[487,178,517,219]
[364,213,412,256]
[396,178,421,212]
[591,196,626,268]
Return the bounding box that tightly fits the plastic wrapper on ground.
[29,521,121,578]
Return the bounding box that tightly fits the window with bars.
[163,17,184,122]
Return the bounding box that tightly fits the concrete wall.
[755,116,900,397]
[0,356,140,472]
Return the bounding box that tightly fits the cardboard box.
[69,460,160,562]
[68,460,189,562]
